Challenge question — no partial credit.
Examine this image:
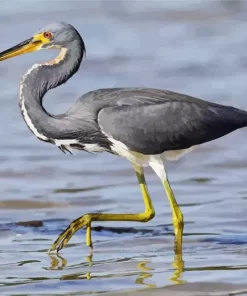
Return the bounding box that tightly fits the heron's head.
[0,22,85,61]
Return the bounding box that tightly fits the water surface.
[0,0,247,295]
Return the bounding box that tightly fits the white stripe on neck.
[19,64,49,141]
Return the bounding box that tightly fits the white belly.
[108,138,197,166]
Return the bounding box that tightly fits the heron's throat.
[18,44,84,141]
[45,48,68,66]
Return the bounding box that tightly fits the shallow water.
[0,0,247,295]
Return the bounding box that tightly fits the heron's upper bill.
[0,33,51,61]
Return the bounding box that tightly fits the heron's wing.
[98,101,247,154]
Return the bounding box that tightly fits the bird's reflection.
[170,253,185,284]
[49,253,67,269]
[135,261,156,288]
[48,234,185,286]
[170,223,186,284]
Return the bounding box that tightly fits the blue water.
[0,0,247,295]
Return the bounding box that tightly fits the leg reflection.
[48,253,91,280]
[169,228,186,285]
[170,253,186,284]
[136,261,156,289]
[85,254,92,280]
[48,253,67,269]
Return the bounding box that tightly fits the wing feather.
[98,101,247,154]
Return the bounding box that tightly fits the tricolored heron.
[0,22,247,254]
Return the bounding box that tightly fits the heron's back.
[64,88,247,155]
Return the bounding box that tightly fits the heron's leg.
[163,178,183,253]
[48,164,155,253]
[149,157,184,254]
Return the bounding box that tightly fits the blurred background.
[1,0,247,295]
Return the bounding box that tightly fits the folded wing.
[98,101,247,155]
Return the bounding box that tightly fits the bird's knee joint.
[173,214,184,228]
[179,212,184,224]
[83,214,92,224]
[142,210,155,222]
[71,214,92,229]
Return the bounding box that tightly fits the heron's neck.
[19,42,84,142]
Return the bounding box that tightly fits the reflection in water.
[85,254,93,280]
[170,254,186,285]
[135,261,156,289]
[49,253,158,286]
[49,254,67,270]
[48,236,185,287]
[170,210,185,285]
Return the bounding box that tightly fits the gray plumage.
[3,22,247,156]
[97,89,247,154]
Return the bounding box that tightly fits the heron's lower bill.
[0,38,41,61]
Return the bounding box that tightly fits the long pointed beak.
[0,38,42,61]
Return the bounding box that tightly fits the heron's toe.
[48,216,89,253]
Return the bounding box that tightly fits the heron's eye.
[43,32,52,39]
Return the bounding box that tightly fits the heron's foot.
[48,210,155,253]
[48,214,92,253]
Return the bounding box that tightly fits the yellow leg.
[162,178,184,255]
[48,165,155,253]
